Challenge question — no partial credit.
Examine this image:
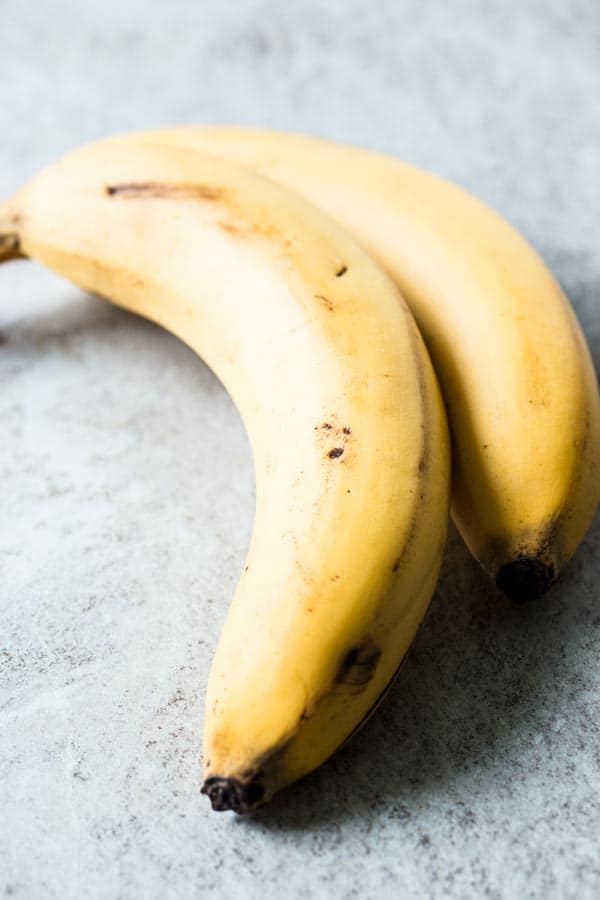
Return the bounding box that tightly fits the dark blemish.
[219,221,243,236]
[244,565,249,572]
[418,456,426,474]
[342,427,351,435]
[105,182,224,201]
[315,422,333,431]
[336,638,382,687]
[307,607,313,613]
[347,489,351,494]
[328,447,344,459]
[392,557,401,573]
[315,294,334,312]
[336,265,348,277]
[483,444,488,449]
[330,575,340,582]
[336,639,415,752]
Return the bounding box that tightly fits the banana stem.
[0,232,24,263]
[0,202,26,262]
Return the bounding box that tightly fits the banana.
[0,140,450,810]
[131,126,600,601]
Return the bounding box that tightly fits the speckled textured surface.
[1,2,600,898]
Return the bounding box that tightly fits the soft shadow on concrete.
[0,286,146,349]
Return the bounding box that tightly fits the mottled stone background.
[1,1,599,897]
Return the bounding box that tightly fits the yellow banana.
[0,139,449,810]
[133,126,600,601]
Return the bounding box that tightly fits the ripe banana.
[0,140,450,811]
[131,126,600,601]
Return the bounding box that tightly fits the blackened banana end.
[201,776,265,814]
[496,557,556,603]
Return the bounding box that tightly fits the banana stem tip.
[201,776,265,814]
[0,233,23,263]
[496,557,556,603]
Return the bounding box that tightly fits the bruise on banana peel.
[335,637,382,688]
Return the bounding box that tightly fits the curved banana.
[0,140,449,810]
[133,126,600,601]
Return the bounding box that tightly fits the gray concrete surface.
[1,1,599,897]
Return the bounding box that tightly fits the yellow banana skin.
[134,127,600,601]
[0,140,449,810]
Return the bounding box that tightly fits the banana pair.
[1,129,598,813]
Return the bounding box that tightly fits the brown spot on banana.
[105,182,225,200]
[315,421,353,462]
[219,221,244,237]
[314,294,334,312]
